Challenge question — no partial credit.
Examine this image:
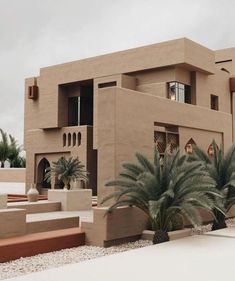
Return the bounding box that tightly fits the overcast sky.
[0,0,235,146]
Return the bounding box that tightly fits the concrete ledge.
[8,200,61,214]
[141,229,192,241]
[0,168,25,183]
[82,206,148,247]
[48,189,92,211]
[26,213,80,234]
[0,208,26,238]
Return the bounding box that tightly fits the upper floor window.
[168,82,191,104]
[210,95,219,111]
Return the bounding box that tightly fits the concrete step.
[0,227,85,262]
[7,200,61,214]
[26,211,80,234]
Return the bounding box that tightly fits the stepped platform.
[8,200,61,214]
[0,227,85,262]
[26,211,80,234]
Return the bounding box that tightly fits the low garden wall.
[0,168,25,183]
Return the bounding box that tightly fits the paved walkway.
[5,228,235,281]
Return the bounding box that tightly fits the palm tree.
[0,129,9,168]
[191,140,235,230]
[45,157,88,189]
[101,147,223,244]
[8,135,22,167]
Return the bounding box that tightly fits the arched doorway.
[37,158,51,189]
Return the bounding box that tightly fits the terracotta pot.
[27,184,39,202]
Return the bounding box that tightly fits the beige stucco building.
[24,38,235,204]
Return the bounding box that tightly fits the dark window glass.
[211,95,219,110]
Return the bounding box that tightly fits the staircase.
[0,197,96,262]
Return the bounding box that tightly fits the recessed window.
[154,126,179,155]
[211,95,219,111]
[98,81,117,88]
[168,82,191,104]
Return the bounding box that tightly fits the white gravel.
[192,217,235,235]
[0,240,151,280]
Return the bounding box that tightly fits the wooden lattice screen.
[154,131,166,154]
[167,133,179,152]
[154,131,179,153]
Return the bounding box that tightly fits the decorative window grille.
[154,130,179,154]
[154,131,166,154]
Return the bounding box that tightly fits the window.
[63,133,66,147]
[98,81,117,88]
[68,97,79,126]
[211,95,219,111]
[185,138,196,154]
[65,80,93,126]
[168,82,191,104]
[154,127,179,155]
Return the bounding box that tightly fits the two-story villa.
[24,38,235,204]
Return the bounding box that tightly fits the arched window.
[77,132,81,146]
[73,133,76,146]
[63,133,66,147]
[185,138,196,154]
[68,133,71,146]
[207,142,219,157]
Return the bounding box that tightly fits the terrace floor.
[0,182,25,195]
[4,227,235,281]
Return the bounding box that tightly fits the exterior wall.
[25,38,214,131]
[82,206,148,247]
[97,87,232,203]
[0,169,25,183]
[25,126,95,192]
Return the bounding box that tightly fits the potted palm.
[45,157,88,190]
[102,147,224,244]
[46,157,92,211]
[191,140,235,230]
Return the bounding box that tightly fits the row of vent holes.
[63,133,81,147]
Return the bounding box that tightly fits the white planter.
[141,228,192,241]
[48,189,92,211]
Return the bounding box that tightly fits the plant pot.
[70,180,83,190]
[27,184,39,202]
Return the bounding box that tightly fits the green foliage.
[102,147,223,232]
[0,129,25,168]
[0,129,9,168]
[45,157,88,189]
[191,140,235,226]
